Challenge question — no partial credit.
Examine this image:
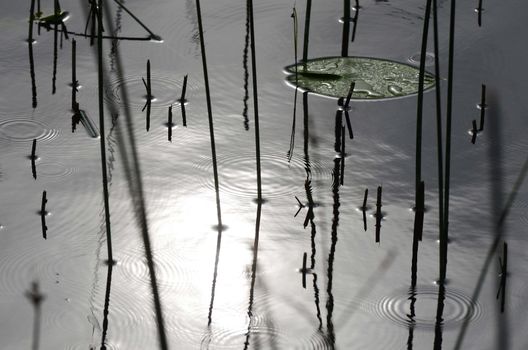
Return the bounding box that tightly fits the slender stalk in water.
[302,0,311,65]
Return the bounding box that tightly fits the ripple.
[0,242,93,298]
[408,52,435,66]
[0,118,59,144]
[373,285,483,330]
[193,152,331,201]
[118,245,194,295]
[35,161,76,180]
[104,73,198,111]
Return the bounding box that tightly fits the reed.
[180,74,188,127]
[441,0,457,285]
[341,0,350,57]
[142,60,152,131]
[340,125,345,185]
[97,0,114,270]
[432,0,444,259]
[415,0,432,209]
[248,0,263,201]
[71,38,77,110]
[302,0,312,64]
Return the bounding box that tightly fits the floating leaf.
[285,56,435,100]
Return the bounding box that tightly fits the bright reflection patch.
[285,56,435,99]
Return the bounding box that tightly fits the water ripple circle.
[193,152,331,200]
[373,285,482,330]
[0,118,59,143]
[104,74,198,111]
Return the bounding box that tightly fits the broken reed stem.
[362,188,368,209]
[302,252,307,288]
[31,139,37,179]
[500,242,507,313]
[181,74,188,102]
[302,0,311,64]
[477,0,483,27]
[375,186,382,243]
[479,84,486,130]
[351,0,359,42]
[180,75,188,127]
[41,190,47,239]
[97,0,114,264]
[168,105,172,142]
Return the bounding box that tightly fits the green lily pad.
[285,56,435,100]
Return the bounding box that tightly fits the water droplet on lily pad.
[285,56,435,100]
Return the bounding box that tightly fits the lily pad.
[285,56,435,100]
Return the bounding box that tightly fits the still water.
[1,0,528,349]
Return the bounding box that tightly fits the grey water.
[1,0,528,349]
